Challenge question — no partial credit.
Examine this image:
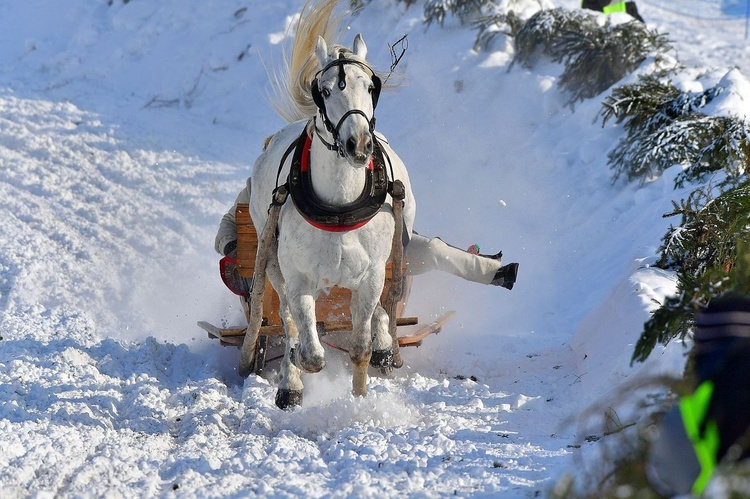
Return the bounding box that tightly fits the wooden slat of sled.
[198,312,453,348]
[197,321,244,347]
[199,317,420,338]
[235,204,257,278]
[396,310,455,347]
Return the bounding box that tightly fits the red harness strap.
[304,217,370,232]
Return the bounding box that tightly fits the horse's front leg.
[286,278,326,374]
[267,256,305,410]
[350,272,387,397]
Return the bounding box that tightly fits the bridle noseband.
[310,53,382,156]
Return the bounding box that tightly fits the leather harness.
[287,127,390,231]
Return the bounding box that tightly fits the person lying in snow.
[582,0,645,23]
[215,178,519,293]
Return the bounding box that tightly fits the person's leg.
[405,233,518,289]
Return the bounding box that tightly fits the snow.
[0,0,747,496]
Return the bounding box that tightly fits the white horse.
[240,0,415,409]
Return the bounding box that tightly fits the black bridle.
[310,53,382,156]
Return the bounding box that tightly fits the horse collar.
[288,129,388,232]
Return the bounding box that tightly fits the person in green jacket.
[582,0,644,23]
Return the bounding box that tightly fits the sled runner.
[198,203,455,375]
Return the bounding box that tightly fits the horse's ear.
[353,33,367,60]
[315,36,329,68]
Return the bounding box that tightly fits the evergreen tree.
[512,9,670,105]
[472,11,524,51]
[601,75,750,186]
[633,183,750,363]
[424,0,497,27]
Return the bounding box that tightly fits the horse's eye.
[322,87,331,98]
[368,85,374,94]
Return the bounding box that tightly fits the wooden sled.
[199,203,455,374]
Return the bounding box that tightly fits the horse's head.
[311,34,381,167]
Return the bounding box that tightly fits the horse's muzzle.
[345,133,373,165]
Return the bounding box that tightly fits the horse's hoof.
[370,349,393,369]
[275,389,303,410]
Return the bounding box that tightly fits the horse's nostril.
[364,135,373,154]
[346,137,357,155]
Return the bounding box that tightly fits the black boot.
[491,262,519,290]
